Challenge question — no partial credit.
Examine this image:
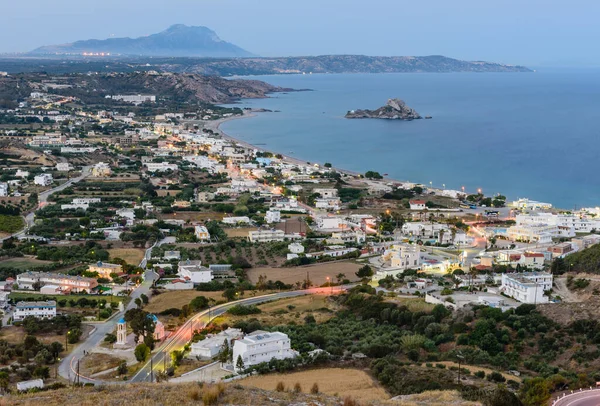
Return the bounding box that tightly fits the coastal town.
[0,69,599,405]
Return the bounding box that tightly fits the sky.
[1,0,597,67]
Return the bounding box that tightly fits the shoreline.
[209,110,409,185]
[206,110,574,211]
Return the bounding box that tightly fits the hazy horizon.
[2,0,597,67]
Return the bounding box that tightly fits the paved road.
[66,285,348,384]
[58,236,174,383]
[1,166,91,242]
[553,390,600,406]
[130,286,345,383]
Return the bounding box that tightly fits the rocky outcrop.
[345,99,424,120]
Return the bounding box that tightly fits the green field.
[0,257,52,270]
[0,215,24,233]
[9,292,126,306]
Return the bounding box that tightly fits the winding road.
[553,390,600,406]
[65,286,347,384]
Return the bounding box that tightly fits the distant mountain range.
[30,24,254,58]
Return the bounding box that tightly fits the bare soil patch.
[247,261,362,286]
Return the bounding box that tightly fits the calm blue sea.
[221,69,600,209]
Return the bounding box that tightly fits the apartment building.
[248,229,285,243]
[13,301,57,321]
[17,272,98,293]
[500,272,553,304]
[87,261,122,280]
[177,260,213,284]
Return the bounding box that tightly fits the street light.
[457,352,465,384]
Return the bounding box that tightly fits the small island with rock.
[345,98,430,120]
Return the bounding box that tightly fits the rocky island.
[345,98,426,120]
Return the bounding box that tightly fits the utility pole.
[76,359,80,385]
[150,356,154,383]
[457,353,464,385]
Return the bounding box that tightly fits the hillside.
[30,25,254,58]
[0,71,291,105]
[0,54,531,77]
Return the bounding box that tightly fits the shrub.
[188,388,201,401]
[104,333,117,344]
[276,381,285,392]
[294,382,302,393]
[311,382,319,394]
[134,343,150,362]
[487,371,506,383]
[474,371,485,378]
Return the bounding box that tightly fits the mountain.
[165,54,532,75]
[30,24,254,58]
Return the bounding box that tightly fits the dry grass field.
[108,248,146,266]
[1,382,380,406]
[424,361,521,383]
[384,297,436,313]
[391,390,481,406]
[214,294,337,326]
[81,353,124,376]
[224,227,255,238]
[239,368,390,403]
[145,290,230,314]
[247,261,362,286]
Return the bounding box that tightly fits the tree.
[190,296,209,311]
[67,328,82,344]
[33,366,50,379]
[336,273,346,284]
[140,294,149,305]
[356,265,373,279]
[49,341,64,359]
[0,371,8,394]
[135,297,142,308]
[170,350,184,367]
[236,355,245,371]
[217,339,229,364]
[125,308,156,343]
[134,343,150,362]
[223,288,237,301]
[520,377,551,406]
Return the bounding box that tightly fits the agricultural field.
[108,248,146,266]
[247,261,363,286]
[215,294,338,326]
[144,290,230,314]
[0,214,24,233]
[0,257,53,270]
[384,296,436,313]
[239,367,389,403]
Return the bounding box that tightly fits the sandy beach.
[205,110,407,185]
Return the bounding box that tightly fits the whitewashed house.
[191,328,244,358]
[178,260,213,284]
[232,331,298,372]
[500,272,552,304]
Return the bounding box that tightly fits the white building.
[144,162,178,172]
[61,203,89,211]
[191,328,244,358]
[316,216,343,231]
[0,182,7,197]
[288,243,305,254]
[409,200,427,210]
[500,272,553,304]
[265,210,281,224]
[15,170,29,178]
[91,162,112,177]
[110,94,156,104]
[17,271,98,293]
[516,212,600,234]
[512,198,552,211]
[88,261,122,280]
[313,188,338,198]
[222,216,251,225]
[34,173,53,186]
[232,331,298,372]
[507,224,557,244]
[194,225,211,241]
[178,260,213,284]
[314,197,341,211]
[55,162,72,172]
[72,198,101,205]
[14,301,57,321]
[248,229,285,243]
[382,243,421,272]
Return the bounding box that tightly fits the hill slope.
[30,24,254,58]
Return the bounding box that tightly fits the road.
[66,285,347,384]
[58,236,173,383]
[1,166,92,242]
[553,389,600,406]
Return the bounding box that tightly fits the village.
[0,79,599,403]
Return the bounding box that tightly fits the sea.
[221,69,600,209]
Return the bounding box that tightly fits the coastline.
[208,110,407,185]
